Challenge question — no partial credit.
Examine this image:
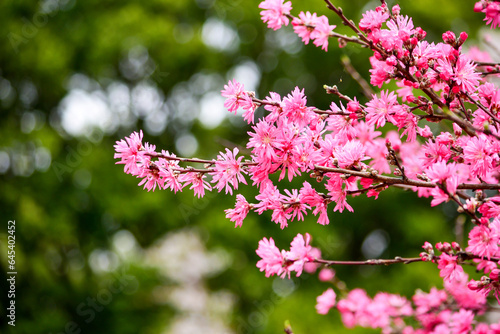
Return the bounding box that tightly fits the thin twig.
[340,55,375,99]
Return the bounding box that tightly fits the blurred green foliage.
[0,0,489,333]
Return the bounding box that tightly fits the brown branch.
[315,256,424,266]
[314,165,500,190]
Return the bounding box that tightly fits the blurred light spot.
[35,147,51,171]
[195,0,216,9]
[361,229,389,258]
[145,109,168,135]
[21,112,37,133]
[0,78,15,107]
[272,277,295,297]
[66,248,85,271]
[66,73,97,91]
[59,89,112,137]
[119,45,152,81]
[257,51,278,73]
[73,169,91,189]
[173,23,194,44]
[112,230,138,256]
[19,81,38,107]
[198,92,226,129]
[190,72,223,96]
[131,83,163,117]
[89,249,119,273]
[229,60,261,92]
[0,151,10,173]
[202,18,239,52]
[175,133,198,157]
[12,151,34,177]
[267,29,302,54]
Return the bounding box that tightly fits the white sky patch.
[201,18,239,52]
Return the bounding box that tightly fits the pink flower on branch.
[258,0,292,31]
[225,194,252,227]
[437,253,464,283]
[114,130,147,176]
[210,148,247,195]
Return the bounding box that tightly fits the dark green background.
[0,0,487,333]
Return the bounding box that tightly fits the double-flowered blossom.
[256,233,317,278]
[258,0,292,30]
[115,0,500,330]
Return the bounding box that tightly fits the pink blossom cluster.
[315,274,491,333]
[259,0,337,51]
[114,0,500,330]
[255,233,320,278]
[475,0,500,29]
[114,131,246,196]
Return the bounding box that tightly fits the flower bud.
[467,280,481,290]
[442,31,456,45]
[319,268,336,282]
[442,242,452,253]
[474,1,484,12]
[451,242,461,252]
[490,269,500,281]
[459,32,468,44]
[423,241,434,252]
[392,4,401,16]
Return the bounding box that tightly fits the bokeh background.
[0,0,493,333]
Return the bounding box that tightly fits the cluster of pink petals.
[331,276,488,333]
[256,233,319,278]
[292,12,336,51]
[258,0,292,31]
[475,0,500,28]
[115,2,500,328]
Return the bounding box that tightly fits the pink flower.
[335,140,366,169]
[179,172,211,198]
[450,309,474,334]
[281,87,314,127]
[210,148,247,195]
[359,9,389,32]
[256,237,285,277]
[466,224,499,260]
[425,160,460,195]
[453,54,481,93]
[258,0,292,31]
[221,79,247,113]
[292,11,318,44]
[225,194,251,227]
[247,120,280,169]
[310,15,336,51]
[114,130,146,175]
[463,135,495,179]
[437,253,464,283]
[484,2,500,29]
[318,268,335,282]
[285,233,314,276]
[365,90,402,128]
[316,288,337,314]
